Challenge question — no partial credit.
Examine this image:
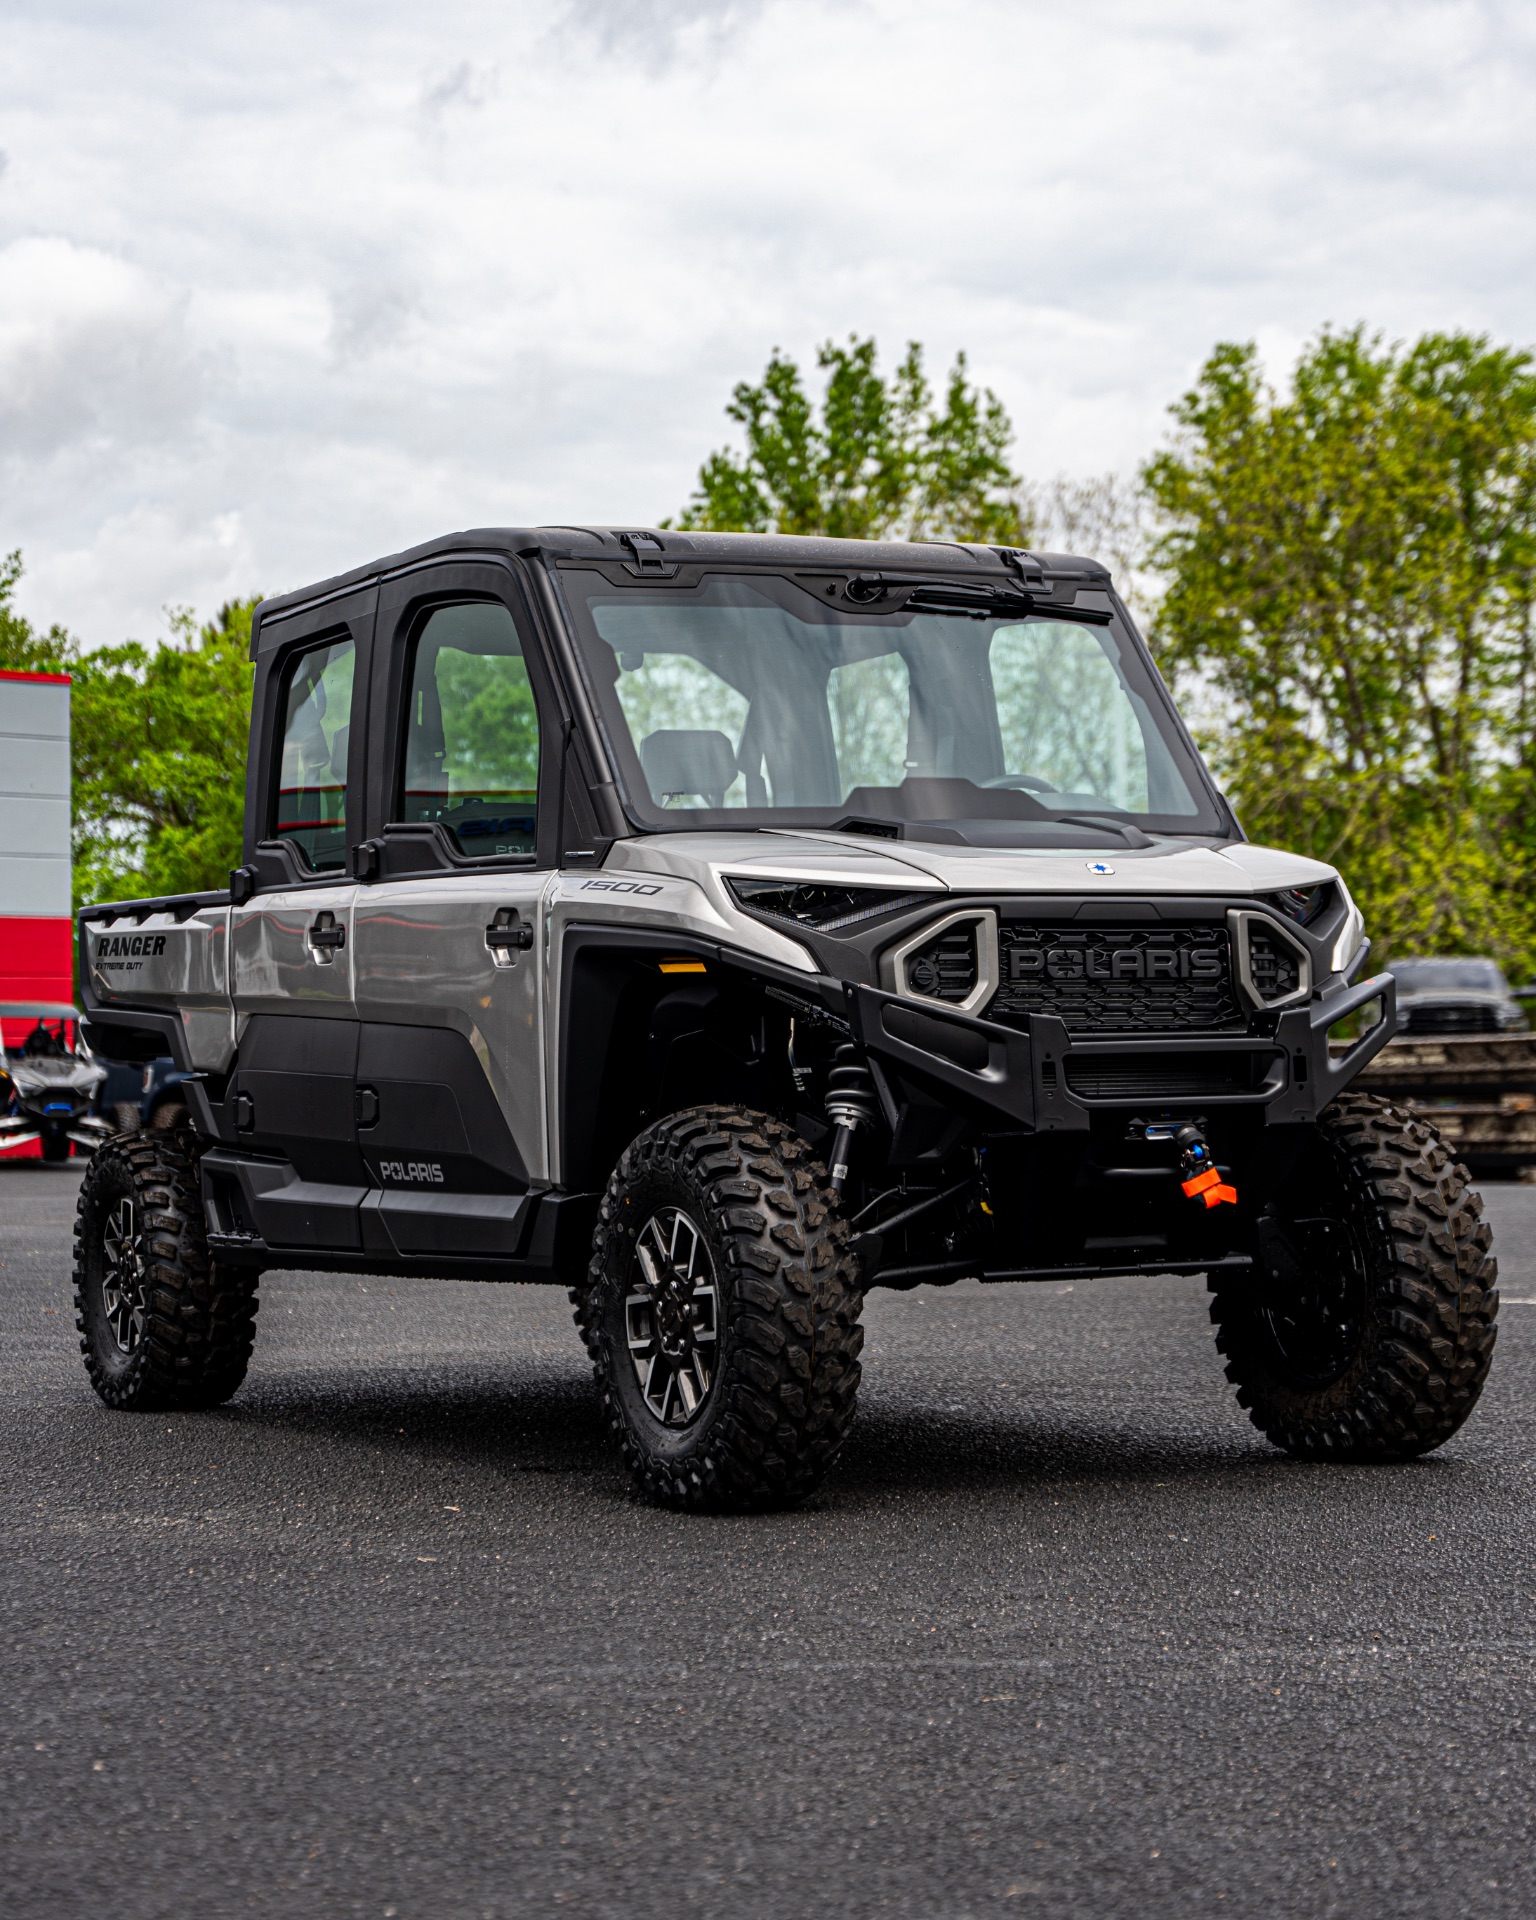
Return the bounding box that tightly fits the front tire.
[573,1107,865,1511]
[1211,1093,1498,1459]
[73,1130,259,1410]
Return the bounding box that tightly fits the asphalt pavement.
[4,1159,1536,1919]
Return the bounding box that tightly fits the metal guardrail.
[1335,1032,1536,1172]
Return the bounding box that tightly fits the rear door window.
[273,637,355,871]
[399,603,540,856]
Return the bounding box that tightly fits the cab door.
[228,596,373,1250]
[351,566,555,1261]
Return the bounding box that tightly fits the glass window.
[274,638,355,872]
[1392,959,1505,992]
[399,603,539,856]
[571,573,1213,842]
[989,622,1151,813]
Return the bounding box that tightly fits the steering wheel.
[983,772,1053,792]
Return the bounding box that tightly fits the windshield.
[1393,958,1507,993]
[563,572,1222,844]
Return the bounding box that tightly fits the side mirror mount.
[229,866,257,906]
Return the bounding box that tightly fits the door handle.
[486,908,534,962]
[307,911,346,960]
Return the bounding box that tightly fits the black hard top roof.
[253,526,1113,637]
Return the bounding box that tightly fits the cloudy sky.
[2,0,1534,645]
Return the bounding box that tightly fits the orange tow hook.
[1180,1165,1240,1209]
[1175,1124,1238,1209]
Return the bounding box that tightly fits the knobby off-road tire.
[573,1106,865,1512]
[73,1128,259,1411]
[1211,1092,1498,1459]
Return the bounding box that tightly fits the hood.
[610,830,1336,899]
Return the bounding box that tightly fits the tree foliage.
[1144,327,1536,968]
[72,601,258,904]
[0,549,75,675]
[0,554,256,905]
[675,336,1029,545]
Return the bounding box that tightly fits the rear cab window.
[273,637,355,872]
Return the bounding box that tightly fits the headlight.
[726,879,932,932]
[1265,882,1333,927]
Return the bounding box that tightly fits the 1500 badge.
[1009,944,1223,982]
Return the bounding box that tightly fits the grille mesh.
[988,924,1242,1035]
[1064,1052,1271,1100]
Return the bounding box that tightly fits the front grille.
[1247,925,1304,1002]
[988,924,1243,1035]
[1064,1051,1273,1100]
[1401,1002,1502,1034]
[903,924,979,1004]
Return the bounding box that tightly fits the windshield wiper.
[1056,813,1155,847]
[890,580,1113,626]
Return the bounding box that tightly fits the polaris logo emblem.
[1008,945,1223,983]
[378,1160,445,1184]
[1085,862,1115,876]
[96,934,167,957]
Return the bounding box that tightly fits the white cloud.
[0,237,203,457]
[1,0,1535,641]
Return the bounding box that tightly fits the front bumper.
[848,970,1398,1131]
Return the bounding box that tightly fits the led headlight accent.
[1330,881,1365,975]
[1228,910,1312,1011]
[883,910,999,1018]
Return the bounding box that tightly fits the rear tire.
[1211,1093,1498,1459]
[573,1106,865,1511]
[73,1130,259,1410]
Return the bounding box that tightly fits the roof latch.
[998,547,1047,589]
[618,531,679,578]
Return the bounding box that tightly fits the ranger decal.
[95,934,168,958]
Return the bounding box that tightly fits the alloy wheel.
[101,1197,148,1355]
[625,1207,720,1426]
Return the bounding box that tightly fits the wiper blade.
[897,581,1112,626]
[1056,812,1155,847]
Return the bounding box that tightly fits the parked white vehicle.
[1,1003,110,1161]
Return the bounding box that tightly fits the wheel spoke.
[99,1196,145,1356]
[625,1206,721,1429]
[636,1238,665,1291]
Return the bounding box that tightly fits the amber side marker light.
[658,958,707,974]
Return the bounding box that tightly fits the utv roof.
[253,526,1114,638]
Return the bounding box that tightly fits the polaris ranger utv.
[73,528,1499,1507]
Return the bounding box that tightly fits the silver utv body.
[77,526,1396,1288]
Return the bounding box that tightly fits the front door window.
[400,603,539,856]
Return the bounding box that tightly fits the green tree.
[676,336,1030,545]
[1143,327,1536,968]
[0,549,75,674]
[71,600,258,905]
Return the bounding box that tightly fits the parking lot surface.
[4,1161,1536,1918]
